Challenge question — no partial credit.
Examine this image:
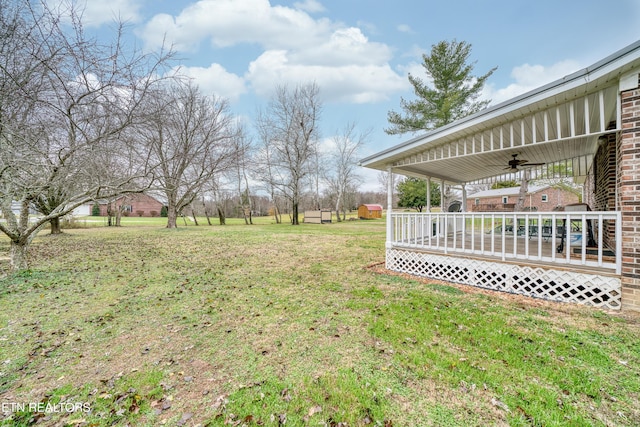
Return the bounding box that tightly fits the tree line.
[1,1,499,271]
[0,2,367,271]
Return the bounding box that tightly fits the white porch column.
[461,184,467,212]
[426,177,432,212]
[386,166,393,249]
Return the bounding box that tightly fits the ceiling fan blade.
[522,162,545,166]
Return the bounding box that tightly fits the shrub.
[136,210,144,217]
[160,206,168,217]
[92,204,100,216]
[150,210,158,217]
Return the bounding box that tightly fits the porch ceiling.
[390,135,600,185]
[361,41,640,185]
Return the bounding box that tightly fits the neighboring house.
[361,41,640,311]
[358,204,383,219]
[98,193,164,217]
[72,204,92,216]
[0,202,37,217]
[468,185,579,212]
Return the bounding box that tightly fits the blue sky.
[66,0,640,189]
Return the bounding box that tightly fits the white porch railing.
[390,211,622,274]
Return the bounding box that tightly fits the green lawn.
[0,219,638,426]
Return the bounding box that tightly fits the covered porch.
[361,42,640,310]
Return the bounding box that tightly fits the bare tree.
[254,83,322,225]
[0,1,172,270]
[254,126,283,224]
[325,123,368,221]
[229,125,253,224]
[143,82,237,228]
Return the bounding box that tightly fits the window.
[474,198,480,206]
[122,205,133,212]
[541,194,548,202]
[502,196,508,204]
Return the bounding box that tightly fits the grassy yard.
[0,219,638,426]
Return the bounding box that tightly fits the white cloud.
[293,0,325,13]
[139,0,335,52]
[291,28,393,66]
[397,24,413,34]
[139,0,406,105]
[173,64,247,102]
[47,0,143,27]
[484,59,581,105]
[246,50,406,104]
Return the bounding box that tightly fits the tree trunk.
[115,208,122,227]
[192,208,199,226]
[242,205,249,225]
[107,203,113,227]
[49,217,62,234]
[217,207,226,225]
[166,204,178,228]
[292,201,299,225]
[335,196,342,222]
[10,240,29,271]
[273,205,281,224]
[202,200,211,225]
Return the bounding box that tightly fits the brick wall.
[619,75,640,311]
[585,132,618,250]
[98,194,164,217]
[468,187,579,212]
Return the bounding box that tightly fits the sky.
[64,0,640,191]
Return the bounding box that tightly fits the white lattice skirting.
[386,249,621,310]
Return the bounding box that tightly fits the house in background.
[468,184,580,212]
[361,41,640,311]
[358,204,383,219]
[97,193,164,217]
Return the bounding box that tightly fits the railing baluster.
[471,214,476,254]
[501,213,506,261]
[453,214,457,250]
[525,213,530,258]
[386,211,619,272]
[513,213,517,258]
[565,213,571,263]
[491,214,495,255]
[581,213,587,265]
[481,214,485,255]
[551,214,557,263]
[444,214,448,254]
[538,214,543,260]
[597,215,603,267]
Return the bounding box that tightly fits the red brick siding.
[619,79,640,311]
[467,187,579,212]
[584,132,618,250]
[99,194,163,217]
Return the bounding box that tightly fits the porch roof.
[360,41,640,185]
